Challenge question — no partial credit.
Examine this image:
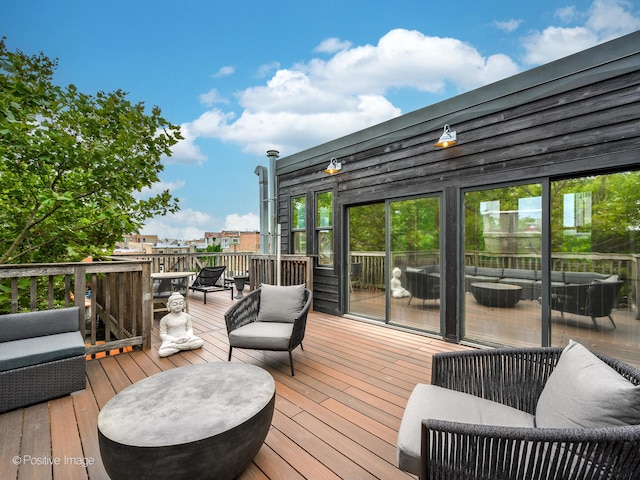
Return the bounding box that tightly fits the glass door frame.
[345,192,444,334]
[459,177,551,348]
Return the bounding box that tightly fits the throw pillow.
[258,284,306,323]
[536,340,640,428]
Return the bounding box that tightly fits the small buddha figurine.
[390,267,410,298]
[158,292,204,357]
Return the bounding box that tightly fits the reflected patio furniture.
[550,279,624,329]
[224,285,313,376]
[152,271,193,314]
[470,282,522,308]
[404,269,440,306]
[350,262,362,292]
[188,266,229,304]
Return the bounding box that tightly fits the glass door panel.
[550,171,640,368]
[463,184,543,347]
[389,197,441,333]
[347,203,386,321]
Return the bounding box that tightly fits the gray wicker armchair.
[398,346,640,480]
[224,285,312,376]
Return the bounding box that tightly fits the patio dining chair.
[224,284,312,376]
[188,266,228,304]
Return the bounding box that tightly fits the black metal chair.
[188,266,228,304]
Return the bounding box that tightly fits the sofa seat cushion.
[0,331,85,372]
[397,384,535,475]
[228,322,293,350]
[536,340,640,428]
[499,278,536,287]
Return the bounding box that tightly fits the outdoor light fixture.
[434,124,457,148]
[324,157,342,175]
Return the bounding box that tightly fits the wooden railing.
[111,252,252,276]
[248,255,313,290]
[0,259,153,356]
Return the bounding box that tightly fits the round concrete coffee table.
[471,282,522,308]
[98,362,275,480]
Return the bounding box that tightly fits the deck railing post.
[141,260,153,350]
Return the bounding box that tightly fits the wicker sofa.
[397,343,640,479]
[463,267,618,301]
[404,268,440,306]
[0,307,86,413]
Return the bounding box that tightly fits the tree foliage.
[0,39,181,264]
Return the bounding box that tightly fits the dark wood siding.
[276,34,640,320]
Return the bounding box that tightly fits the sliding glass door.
[347,196,441,334]
[461,171,639,368]
[549,172,639,365]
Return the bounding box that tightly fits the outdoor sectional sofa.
[405,265,623,327]
[463,266,620,301]
[0,306,86,413]
[397,342,640,479]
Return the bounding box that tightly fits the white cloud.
[555,6,579,23]
[314,37,353,53]
[586,0,640,40]
[303,29,519,95]
[141,208,222,241]
[256,61,280,78]
[168,1,639,166]
[213,65,235,77]
[522,26,598,65]
[198,88,228,106]
[141,210,260,241]
[522,0,640,65]
[224,212,260,230]
[175,28,518,160]
[494,19,523,32]
[165,116,232,166]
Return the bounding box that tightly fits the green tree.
[0,39,181,264]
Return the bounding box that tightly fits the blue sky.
[3,0,640,241]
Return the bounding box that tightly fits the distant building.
[150,242,196,254]
[115,234,159,253]
[205,231,260,253]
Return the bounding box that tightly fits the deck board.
[1,289,477,480]
[0,409,22,480]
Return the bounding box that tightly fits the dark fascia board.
[276,30,640,176]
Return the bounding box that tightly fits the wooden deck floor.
[0,291,470,480]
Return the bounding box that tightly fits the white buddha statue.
[158,292,204,357]
[391,267,410,298]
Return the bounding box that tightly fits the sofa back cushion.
[0,307,81,343]
[257,284,306,323]
[474,267,504,278]
[502,269,538,281]
[536,340,640,428]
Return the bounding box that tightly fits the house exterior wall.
[275,32,640,333]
